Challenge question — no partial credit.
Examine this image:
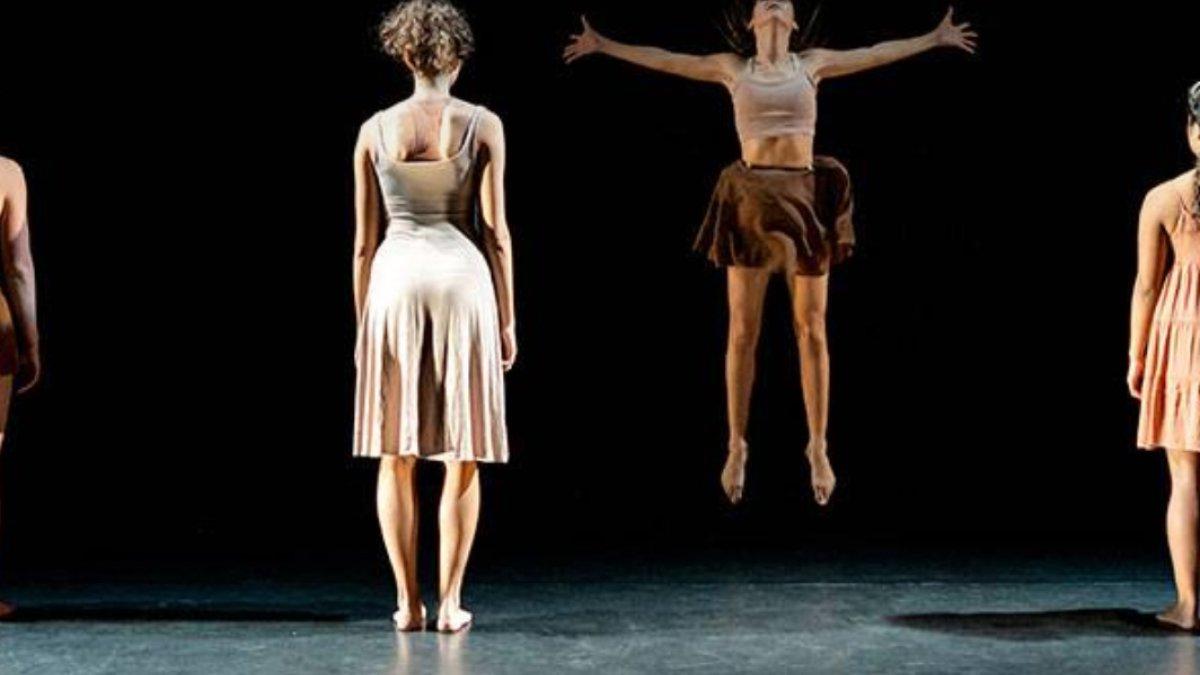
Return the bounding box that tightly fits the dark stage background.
[0,1,1198,578]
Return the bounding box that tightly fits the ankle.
[806,438,828,456]
[728,438,748,455]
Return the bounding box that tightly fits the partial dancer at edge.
[1129,82,1200,632]
[0,157,41,619]
[352,0,516,633]
[565,2,976,505]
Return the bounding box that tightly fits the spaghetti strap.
[1181,193,1198,219]
[462,105,484,157]
[374,112,390,162]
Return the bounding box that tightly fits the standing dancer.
[353,0,516,633]
[565,2,976,505]
[1130,82,1200,631]
[0,157,41,619]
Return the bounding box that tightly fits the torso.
[741,135,816,168]
[729,53,818,169]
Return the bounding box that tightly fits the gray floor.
[0,552,1196,674]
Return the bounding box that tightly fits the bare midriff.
[741,134,815,169]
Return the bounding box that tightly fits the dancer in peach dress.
[1129,81,1200,631]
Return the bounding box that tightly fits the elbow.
[1133,279,1160,301]
[483,224,512,255]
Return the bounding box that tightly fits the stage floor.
[0,550,1195,674]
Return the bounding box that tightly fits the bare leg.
[787,273,835,506]
[377,456,423,630]
[1159,449,1199,630]
[438,461,479,632]
[723,267,771,505]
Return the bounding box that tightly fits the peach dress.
[1139,196,1200,451]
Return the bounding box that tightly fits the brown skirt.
[694,157,855,276]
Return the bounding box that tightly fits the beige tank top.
[730,53,817,142]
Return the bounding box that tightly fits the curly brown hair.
[379,0,475,78]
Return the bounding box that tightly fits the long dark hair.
[1189,81,1200,214]
[720,1,822,57]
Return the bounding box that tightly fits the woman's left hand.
[501,326,518,372]
[933,7,978,54]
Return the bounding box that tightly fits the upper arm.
[800,48,855,82]
[1136,186,1170,285]
[801,46,880,82]
[353,121,382,250]
[477,109,508,232]
[1,160,28,242]
[678,52,742,85]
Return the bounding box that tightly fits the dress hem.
[353,449,509,464]
[1136,443,1200,453]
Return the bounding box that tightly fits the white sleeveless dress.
[354,104,509,463]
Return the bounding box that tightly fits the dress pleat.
[1138,202,1200,452]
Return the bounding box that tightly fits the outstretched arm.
[353,123,383,323]
[803,7,977,82]
[1128,187,1171,399]
[0,160,39,393]
[477,111,517,371]
[564,16,741,85]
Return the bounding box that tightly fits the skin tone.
[352,57,515,634]
[565,2,976,506]
[0,157,40,620]
[1128,116,1200,631]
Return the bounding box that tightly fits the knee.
[794,311,827,344]
[381,455,416,474]
[728,320,761,353]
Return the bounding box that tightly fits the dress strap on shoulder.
[1180,193,1199,219]
[374,111,390,161]
[462,105,485,156]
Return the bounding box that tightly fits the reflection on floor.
[0,550,1195,674]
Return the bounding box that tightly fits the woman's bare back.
[376,98,480,163]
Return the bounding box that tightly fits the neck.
[753,23,791,65]
[412,73,454,100]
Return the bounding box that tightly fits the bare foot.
[437,604,474,633]
[1156,601,1197,631]
[393,603,427,632]
[0,601,13,621]
[806,439,836,506]
[722,439,748,505]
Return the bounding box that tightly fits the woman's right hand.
[564,16,605,64]
[17,344,39,394]
[1127,357,1144,400]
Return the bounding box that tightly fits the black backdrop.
[1,0,1197,575]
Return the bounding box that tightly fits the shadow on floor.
[889,608,1197,641]
[0,605,351,623]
